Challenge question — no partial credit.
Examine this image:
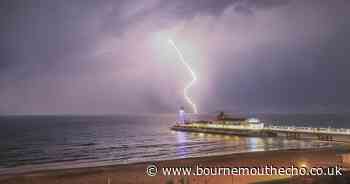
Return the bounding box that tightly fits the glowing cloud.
[168,39,198,114]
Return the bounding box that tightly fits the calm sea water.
[0,113,349,174]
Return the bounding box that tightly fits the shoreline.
[0,146,336,176]
[0,147,346,184]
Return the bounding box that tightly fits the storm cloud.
[0,0,349,114]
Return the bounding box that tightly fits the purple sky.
[0,0,350,114]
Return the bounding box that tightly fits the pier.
[171,122,350,143]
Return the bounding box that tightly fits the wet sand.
[0,148,345,184]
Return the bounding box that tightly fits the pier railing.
[266,125,350,135]
[177,123,350,136]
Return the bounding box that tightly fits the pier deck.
[171,123,350,142]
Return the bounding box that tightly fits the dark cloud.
[0,0,349,114]
[155,0,291,18]
[246,0,290,9]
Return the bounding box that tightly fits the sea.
[0,113,349,174]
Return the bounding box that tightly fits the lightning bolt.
[168,39,198,114]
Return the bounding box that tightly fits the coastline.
[0,147,345,184]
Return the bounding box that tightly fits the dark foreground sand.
[0,148,347,184]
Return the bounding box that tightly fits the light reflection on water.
[0,114,336,174]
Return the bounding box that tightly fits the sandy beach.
[0,148,346,184]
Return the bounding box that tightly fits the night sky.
[0,0,349,114]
